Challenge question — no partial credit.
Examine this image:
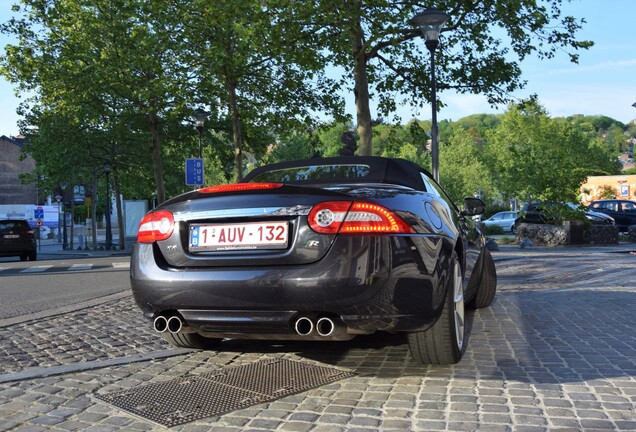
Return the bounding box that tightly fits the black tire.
[467,249,497,309]
[28,251,37,261]
[408,251,465,365]
[161,332,222,350]
[511,224,517,234]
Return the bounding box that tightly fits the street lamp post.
[60,182,69,250]
[103,163,112,251]
[54,193,63,244]
[191,108,210,159]
[411,9,450,182]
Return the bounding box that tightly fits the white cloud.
[539,59,636,76]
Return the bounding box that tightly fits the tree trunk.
[91,171,98,251]
[148,111,166,204]
[350,21,373,156]
[113,167,125,250]
[227,79,244,181]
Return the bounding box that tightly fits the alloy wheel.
[452,261,465,350]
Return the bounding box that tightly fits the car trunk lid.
[155,184,352,268]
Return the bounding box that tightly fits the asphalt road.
[0,256,131,322]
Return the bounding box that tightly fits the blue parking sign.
[185,158,204,186]
[620,184,629,197]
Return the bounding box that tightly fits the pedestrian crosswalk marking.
[69,264,93,271]
[20,265,54,273]
[0,261,129,274]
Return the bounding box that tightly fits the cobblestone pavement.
[1,244,635,431]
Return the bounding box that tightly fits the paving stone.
[481,414,513,424]
[1,246,636,430]
[350,416,381,427]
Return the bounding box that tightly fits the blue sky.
[1,0,635,138]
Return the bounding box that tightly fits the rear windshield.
[0,220,28,231]
[249,164,371,183]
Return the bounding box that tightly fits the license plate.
[189,221,288,251]
[3,235,19,239]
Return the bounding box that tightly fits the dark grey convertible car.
[131,156,497,364]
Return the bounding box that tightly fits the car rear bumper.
[130,235,452,340]
[0,240,36,257]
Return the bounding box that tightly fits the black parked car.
[0,219,37,261]
[514,202,615,230]
[130,156,498,365]
[588,199,636,232]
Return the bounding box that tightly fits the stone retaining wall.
[516,222,620,246]
[589,225,620,244]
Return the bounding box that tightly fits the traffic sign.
[185,158,204,186]
[74,185,86,205]
[34,206,44,219]
[36,219,43,226]
[620,184,630,197]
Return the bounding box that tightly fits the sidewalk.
[36,236,134,257]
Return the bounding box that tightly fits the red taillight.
[197,183,283,194]
[137,210,175,243]
[308,201,353,234]
[308,201,415,235]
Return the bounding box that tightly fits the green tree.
[1,0,195,205]
[262,133,320,165]
[315,122,356,157]
[486,100,621,204]
[604,124,628,154]
[439,125,494,204]
[309,0,592,155]
[185,0,343,181]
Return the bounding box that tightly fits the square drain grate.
[95,358,354,427]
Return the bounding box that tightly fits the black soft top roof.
[243,156,429,191]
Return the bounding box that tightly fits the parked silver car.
[481,211,518,233]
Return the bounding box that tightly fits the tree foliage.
[306,0,593,155]
[486,100,622,204]
[439,125,494,203]
[2,0,623,214]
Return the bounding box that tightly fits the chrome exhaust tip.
[167,316,183,333]
[294,317,314,336]
[153,315,168,333]
[316,317,335,337]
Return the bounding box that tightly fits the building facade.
[580,174,636,205]
[0,135,37,205]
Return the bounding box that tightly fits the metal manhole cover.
[95,358,354,427]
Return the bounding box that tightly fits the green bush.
[482,224,505,235]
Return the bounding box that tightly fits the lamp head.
[411,9,450,43]
[191,107,210,129]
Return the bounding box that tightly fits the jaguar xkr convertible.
[130,156,497,364]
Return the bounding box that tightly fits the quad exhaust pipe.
[154,314,186,334]
[316,317,336,337]
[156,313,344,337]
[294,316,314,336]
[294,315,342,337]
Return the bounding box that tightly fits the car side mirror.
[462,197,486,216]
